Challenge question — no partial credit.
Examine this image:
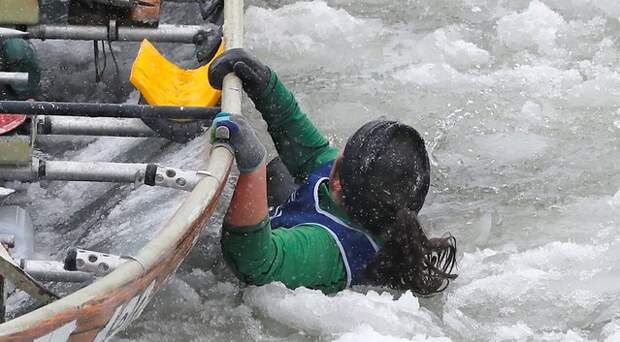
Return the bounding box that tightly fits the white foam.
[609,191,620,208]
[497,1,567,55]
[473,132,549,163]
[417,29,490,71]
[494,322,534,341]
[243,283,445,340]
[334,325,451,342]
[245,1,384,71]
[591,0,620,17]
[602,320,620,341]
[566,71,620,107]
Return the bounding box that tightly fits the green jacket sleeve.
[252,70,339,180]
[221,218,347,294]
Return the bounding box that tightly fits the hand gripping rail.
[0,0,242,340]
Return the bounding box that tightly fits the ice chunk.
[473,132,549,163]
[0,187,15,197]
[497,1,567,55]
[493,65,581,98]
[592,38,618,66]
[592,0,620,18]
[245,1,383,70]
[494,322,534,341]
[417,29,490,71]
[473,212,493,246]
[442,307,481,340]
[520,101,542,119]
[602,319,620,341]
[0,206,34,260]
[395,63,485,88]
[609,191,620,208]
[334,325,452,342]
[516,101,545,131]
[566,72,620,107]
[243,283,445,339]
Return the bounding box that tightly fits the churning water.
[18,0,620,341]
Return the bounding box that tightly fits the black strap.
[144,164,158,186]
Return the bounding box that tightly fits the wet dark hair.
[339,120,457,295]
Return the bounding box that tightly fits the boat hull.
[0,148,233,342]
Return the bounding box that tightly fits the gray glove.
[208,48,271,101]
[211,112,266,173]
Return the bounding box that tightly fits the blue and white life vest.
[270,160,379,287]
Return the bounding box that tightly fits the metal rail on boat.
[36,116,157,137]
[0,159,209,191]
[0,101,220,120]
[0,0,242,339]
[23,24,216,43]
[0,73,28,87]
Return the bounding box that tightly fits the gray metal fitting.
[71,249,126,277]
[154,166,205,191]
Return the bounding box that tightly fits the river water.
[18,0,620,341]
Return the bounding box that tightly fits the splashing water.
[18,0,620,341]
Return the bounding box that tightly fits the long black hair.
[339,120,457,295]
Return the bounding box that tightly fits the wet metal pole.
[221,0,243,115]
[25,24,208,43]
[0,101,219,120]
[0,73,28,87]
[36,116,158,137]
[0,160,206,192]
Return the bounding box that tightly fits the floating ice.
[494,322,534,341]
[395,63,478,88]
[245,1,384,70]
[566,72,620,107]
[591,0,620,17]
[0,187,15,197]
[243,283,446,340]
[609,191,620,208]
[473,132,549,163]
[497,1,567,55]
[417,29,491,71]
[334,325,451,342]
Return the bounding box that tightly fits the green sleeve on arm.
[252,70,339,180]
[221,218,347,294]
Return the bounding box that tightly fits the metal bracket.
[153,166,207,191]
[108,19,119,41]
[215,126,230,140]
[65,248,126,277]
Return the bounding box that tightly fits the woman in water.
[208,49,457,295]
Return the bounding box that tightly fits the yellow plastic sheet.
[0,0,39,25]
[130,39,224,108]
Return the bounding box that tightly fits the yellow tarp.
[130,39,224,108]
[0,0,39,25]
[0,136,32,166]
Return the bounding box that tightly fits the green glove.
[211,112,266,173]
